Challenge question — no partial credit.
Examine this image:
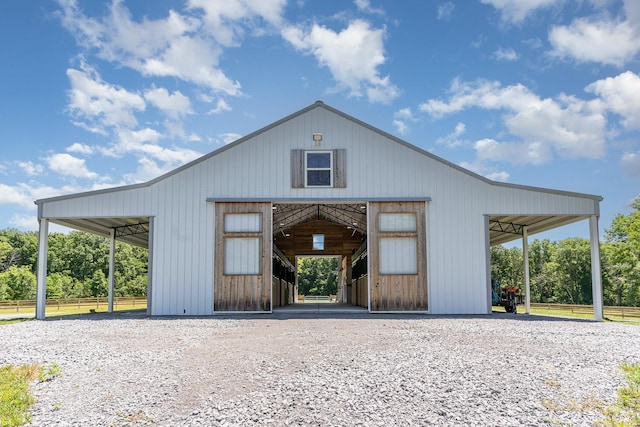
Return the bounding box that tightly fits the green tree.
[0,266,36,300]
[490,245,523,289]
[45,273,67,299]
[0,230,37,273]
[604,197,640,306]
[528,239,556,303]
[551,238,592,304]
[297,257,338,296]
[89,269,108,297]
[0,240,17,272]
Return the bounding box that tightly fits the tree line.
[0,230,148,300]
[492,197,640,306]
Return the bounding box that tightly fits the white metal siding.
[38,105,600,315]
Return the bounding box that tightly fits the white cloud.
[124,148,201,183]
[494,47,518,61]
[420,78,607,163]
[392,108,416,135]
[189,0,286,45]
[66,142,94,155]
[0,184,32,207]
[480,0,556,23]
[621,151,640,177]
[474,138,553,164]
[58,0,242,96]
[549,18,640,66]
[46,153,98,179]
[354,0,385,15]
[459,160,510,182]
[435,122,466,147]
[282,19,398,104]
[218,133,243,145]
[207,99,233,115]
[8,215,39,231]
[144,87,193,119]
[586,71,640,130]
[66,66,145,133]
[16,161,44,176]
[437,2,455,21]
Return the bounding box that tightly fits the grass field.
[493,305,640,325]
[0,298,146,319]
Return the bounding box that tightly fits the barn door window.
[379,237,417,274]
[378,213,419,275]
[306,151,332,187]
[223,213,262,275]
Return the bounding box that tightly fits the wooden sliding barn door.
[214,202,272,311]
[369,201,427,312]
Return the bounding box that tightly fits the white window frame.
[305,151,333,188]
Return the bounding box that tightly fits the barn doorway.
[272,203,368,310]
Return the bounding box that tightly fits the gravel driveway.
[1,312,639,426]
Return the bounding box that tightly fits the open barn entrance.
[296,256,339,302]
[272,203,368,310]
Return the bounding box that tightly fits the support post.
[36,219,49,320]
[108,229,116,313]
[590,215,603,321]
[523,226,530,314]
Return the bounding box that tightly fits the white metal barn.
[34,101,604,319]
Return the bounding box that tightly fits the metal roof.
[489,214,588,246]
[48,217,150,248]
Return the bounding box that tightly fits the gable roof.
[35,100,602,205]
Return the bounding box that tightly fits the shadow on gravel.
[37,309,599,324]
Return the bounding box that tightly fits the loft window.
[312,234,325,250]
[305,151,332,187]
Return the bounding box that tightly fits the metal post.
[590,215,603,321]
[108,229,115,313]
[36,219,49,320]
[523,226,530,314]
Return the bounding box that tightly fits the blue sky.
[1,0,639,242]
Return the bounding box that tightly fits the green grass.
[493,306,640,325]
[0,364,40,427]
[0,302,146,319]
[0,363,62,427]
[600,362,640,426]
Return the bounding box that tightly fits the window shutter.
[291,149,304,188]
[333,149,346,188]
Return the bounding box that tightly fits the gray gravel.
[1,312,639,426]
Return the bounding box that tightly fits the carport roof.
[48,217,150,248]
[489,214,589,246]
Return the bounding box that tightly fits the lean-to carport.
[35,215,151,320]
[487,213,603,320]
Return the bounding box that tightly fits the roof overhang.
[48,217,150,248]
[489,214,589,246]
